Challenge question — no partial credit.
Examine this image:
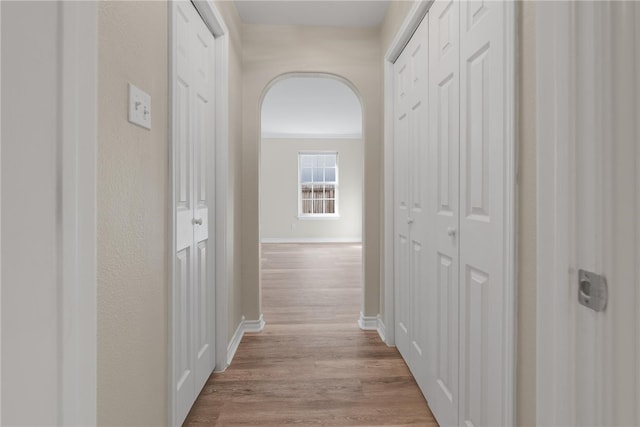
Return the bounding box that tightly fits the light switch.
[128,83,151,130]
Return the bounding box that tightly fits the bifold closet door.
[425,1,460,425]
[393,15,430,384]
[173,1,216,424]
[394,1,512,425]
[458,1,510,425]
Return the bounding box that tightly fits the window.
[299,153,338,217]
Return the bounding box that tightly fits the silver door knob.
[407,218,414,224]
[192,218,203,225]
[447,227,456,237]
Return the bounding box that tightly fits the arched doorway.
[258,73,364,326]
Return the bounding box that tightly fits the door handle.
[407,218,414,224]
[447,227,457,237]
[192,218,203,226]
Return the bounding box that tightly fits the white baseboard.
[244,314,265,333]
[226,315,266,367]
[358,312,387,344]
[376,317,387,343]
[261,237,362,244]
[226,316,246,367]
[358,312,379,330]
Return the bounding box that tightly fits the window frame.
[297,151,340,219]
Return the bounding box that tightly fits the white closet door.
[426,1,460,425]
[407,17,430,389]
[394,44,412,364]
[458,1,509,425]
[191,7,215,395]
[393,15,430,381]
[173,2,215,425]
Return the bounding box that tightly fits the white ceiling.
[234,1,390,28]
[261,76,362,138]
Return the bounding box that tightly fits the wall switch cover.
[128,83,151,130]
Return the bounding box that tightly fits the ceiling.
[261,76,362,138]
[234,1,390,28]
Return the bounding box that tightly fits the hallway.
[184,244,438,425]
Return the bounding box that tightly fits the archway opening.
[259,73,364,328]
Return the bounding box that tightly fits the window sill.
[298,215,341,220]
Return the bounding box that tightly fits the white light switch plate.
[128,83,151,130]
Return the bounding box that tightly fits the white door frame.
[2,2,98,423]
[535,3,573,423]
[168,0,230,424]
[59,3,98,424]
[535,3,640,424]
[382,0,517,423]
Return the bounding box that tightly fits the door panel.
[427,1,460,424]
[192,10,214,391]
[459,0,507,425]
[172,1,216,425]
[394,14,430,386]
[394,47,412,363]
[174,3,195,421]
[408,18,430,391]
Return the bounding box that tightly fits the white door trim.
[382,0,517,423]
[59,2,98,425]
[1,2,3,421]
[535,3,573,424]
[168,0,229,424]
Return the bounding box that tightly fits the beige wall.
[97,1,168,424]
[517,2,537,425]
[261,138,363,241]
[241,24,383,320]
[97,1,245,424]
[214,0,246,347]
[381,0,416,55]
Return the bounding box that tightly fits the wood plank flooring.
[184,243,438,426]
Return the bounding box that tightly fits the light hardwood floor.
[184,243,439,426]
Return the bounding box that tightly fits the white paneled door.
[426,1,460,425]
[172,1,216,425]
[458,0,511,426]
[392,1,514,426]
[393,15,430,390]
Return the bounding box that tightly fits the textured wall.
[241,24,382,321]
[517,2,537,425]
[261,138,363,242]
[97,1,169,425]
[213,0,246,351]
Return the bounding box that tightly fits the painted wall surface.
[214,0,246,348]
[97,1,168,425]
[1,2,60,424]
[261,138,363,242]
[517,2,537,425]
[380,0,416,54]
[242,24,382,320]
